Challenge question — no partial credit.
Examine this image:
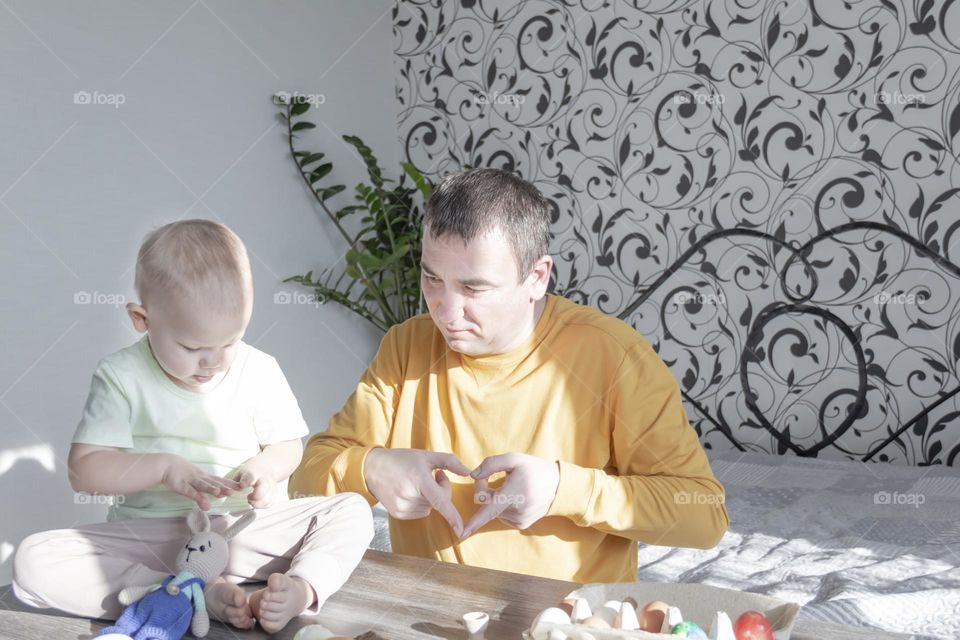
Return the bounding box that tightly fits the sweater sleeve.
[546,339,729,549]
[288,326,402,504]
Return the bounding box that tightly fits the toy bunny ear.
[186,509,211,534]
[223,510,256,541]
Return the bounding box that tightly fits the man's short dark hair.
[424,168,551,280]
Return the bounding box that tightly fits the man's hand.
[161,456,242,511]
[233,465,276,509]
[461,453,560,539]
[364,448,472,537]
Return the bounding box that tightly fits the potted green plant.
[276,94,433,332]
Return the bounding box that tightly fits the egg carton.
[522,581,800,640]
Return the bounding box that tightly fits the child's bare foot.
[249,573,315,634]
[205,580,255,629]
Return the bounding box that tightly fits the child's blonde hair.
[134,219,253,314]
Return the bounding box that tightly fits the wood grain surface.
[0,550,913,639]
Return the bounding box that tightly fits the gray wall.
[395,0,960,466]
[0,0,396,583]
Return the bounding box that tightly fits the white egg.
[293,624,336,640]
[532,606,573,629]
[594,600,621,625]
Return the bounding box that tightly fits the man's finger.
[435,469,451,495]
[474,476,490,494]
[422,478,464,537]
[393,506,432,520]
[427,452,473,477]
[461,498,509,539]
[470,453,517,481]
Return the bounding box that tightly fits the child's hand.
[233,466,276,509]
[161,456,242,511]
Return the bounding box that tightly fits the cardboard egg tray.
[523,581,800,639]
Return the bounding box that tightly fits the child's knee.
[302,492,374,542]
[12,530,63,606]
[338,492,374,542]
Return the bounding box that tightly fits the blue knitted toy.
[96,509,256,640]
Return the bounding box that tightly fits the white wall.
[0,0,397,583]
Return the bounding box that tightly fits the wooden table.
[0,550,913,639]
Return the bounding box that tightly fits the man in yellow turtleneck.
[289,168,729,583]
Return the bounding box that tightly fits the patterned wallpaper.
[392,0,960,466]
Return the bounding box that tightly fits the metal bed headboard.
[615,221,960,465]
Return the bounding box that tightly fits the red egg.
[733,610,774,640]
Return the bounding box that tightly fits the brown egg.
[558,597,576,617]
[623,596,639,609]
[639,600,670,632]
[580,615,612,629]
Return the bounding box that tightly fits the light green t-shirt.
[73,336,308,520]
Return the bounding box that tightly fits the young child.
[12,219,373,634]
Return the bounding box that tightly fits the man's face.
[420,227,550,356]
[129,293,250,392]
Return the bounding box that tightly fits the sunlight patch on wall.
[0,443,56,476]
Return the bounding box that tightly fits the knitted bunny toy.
[96,509,256,640]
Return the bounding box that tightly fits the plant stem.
[284,103,397,326]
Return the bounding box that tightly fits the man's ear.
[527,254,553,300]
[126,302,149,333]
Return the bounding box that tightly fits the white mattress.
[369,451,960,639]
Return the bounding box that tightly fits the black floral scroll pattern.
[393,0,960,465]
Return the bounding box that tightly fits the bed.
[371,449,960,639]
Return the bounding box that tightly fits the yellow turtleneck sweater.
[290,294,728,583]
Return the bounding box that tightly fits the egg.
[558,598,576,617]
[531,606,572,630]
[639,600,670,632]
[593,600,621,626]
[580,615,612,629]
[671,620,709,639]
[462,611,490,638]
[292,625,336,640]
